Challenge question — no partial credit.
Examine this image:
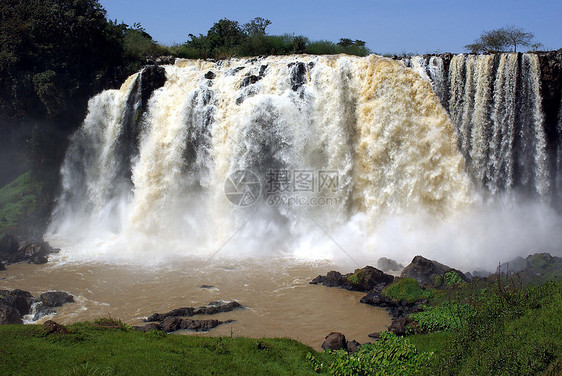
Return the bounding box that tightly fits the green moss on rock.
[382,278,433,304]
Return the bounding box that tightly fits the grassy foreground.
[0,322,324,375]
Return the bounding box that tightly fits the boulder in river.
[40,292,74,307]
[0,303,22,324]
[145,301,242,322]
[321,332,347,351]
[310,266,394,292]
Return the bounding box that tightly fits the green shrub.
[422,281,562,375]
[410,302,475,333]
[309,332,432,375]
[444,270,466,287]
[382,278,433,303]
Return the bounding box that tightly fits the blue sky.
[101,0,561,54]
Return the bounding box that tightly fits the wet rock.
[227,66,245,76]
[368,332,380,339]
[359,290,394,307]
[200,285,215,289]
[401,256,468,286]
[204,71,216,80]
[159,317,231,333]
[0,236,57,266]
[40,292,74,308]
[43,320,68,334]
[259,64,268,77]
[145,301,242,322]
[311,266,394,292]
[360,288,425,318]
[322,332,347,351]
[0,303,22,324]
[146,307,194,322]
[347,266,395,292]
[377,257,404,272]
[388,316,413,336]
[0,289,35,315]
[181,318,226,332]
[160,316,183,332]
[347,340,361,353]
[133,323,161,332]
[240,75,262,88]
[140,65,166,111]
[28,303,56,321]
[195,301,242,315]
[289,62,307,91]
[310,270,348,288]
[0,263,5,271]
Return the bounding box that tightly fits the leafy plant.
[444,270,465,287]
[410,302,475,333]
[309,332,432,376]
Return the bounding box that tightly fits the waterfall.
[48,55,476,260]
[409,53,554,200]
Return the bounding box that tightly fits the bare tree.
[502,25,534,52]
[465,25,538,53]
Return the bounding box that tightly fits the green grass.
[382,278,434,304]
[408,332,454,353]
[0,172,42,233]
[420,280,562,375]
[0,322,324,375]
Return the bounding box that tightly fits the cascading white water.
[47,55,475,262]
[411,53,552,198]
[47,54,562,269]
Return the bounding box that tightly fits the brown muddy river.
[0,257,390,350]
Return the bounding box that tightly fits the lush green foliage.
[309,332,432,376]
[0,322,323,375]
[382,278,433,303]
[421,280,562,375]
[444,270,466,287]
[0,0,127,120]
[407,331,454,353]
[0,172,42,233]
[176,18,370,59]
[410,302,475,332]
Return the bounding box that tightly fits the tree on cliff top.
[465,25,538,53]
